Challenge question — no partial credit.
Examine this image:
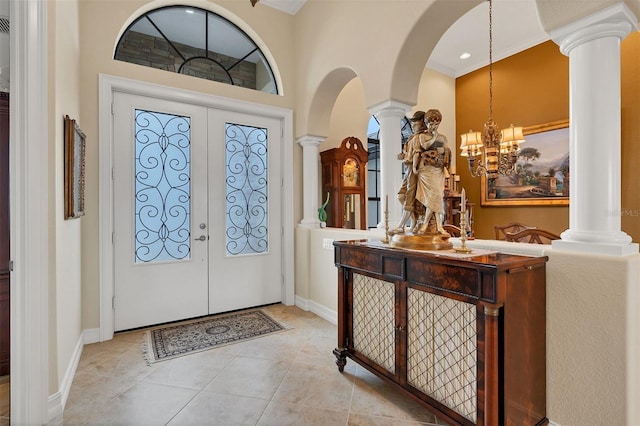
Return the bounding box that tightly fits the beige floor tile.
[167,391,269,425]
[347,412,441,426]
[221,329,307,361]
[350,367,439,424]
[295,333,340,365]
[63,371,137,418]
[142,348,235,389]
[257,400,349,426]
[78,381,198,425]
[62,305,455,426]
[272,361,356,412]
[78,341,158,381]
[203,356,291,399]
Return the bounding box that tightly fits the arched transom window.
[115,6,278,94]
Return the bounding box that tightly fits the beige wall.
[294,0,482,138]
[50,0,84,394]
[535,0,640,31]
[77,0,296,330]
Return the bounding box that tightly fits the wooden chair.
[494,222,536,240]
[504,228,561,244]
[443,224,461,237]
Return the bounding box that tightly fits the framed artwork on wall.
[481,119,569,206]
[64,115,86,219]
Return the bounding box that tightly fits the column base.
[552,239,639,256]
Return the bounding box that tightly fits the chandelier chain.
[459,0,525,182]
[488,0,493,121]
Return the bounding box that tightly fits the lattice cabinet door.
[406,287,477,423]
[350,273,397,375]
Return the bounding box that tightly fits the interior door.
[113,93,209,331]
[207,110,282,313]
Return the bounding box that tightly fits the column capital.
[297,135,324,148]
[551,2,638,55]
[369,100,412,120]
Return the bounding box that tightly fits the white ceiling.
[263,0,550,78]
[427,0,550,77]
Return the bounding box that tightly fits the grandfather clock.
[320,136,368,229]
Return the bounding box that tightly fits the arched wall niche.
[296,0,482,138]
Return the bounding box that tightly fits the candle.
[385,194,389,213]
[461,188,466,212]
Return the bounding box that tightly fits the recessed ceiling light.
[460,52,471,60]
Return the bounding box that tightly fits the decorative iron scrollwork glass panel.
[134,109,191,263]
[225,123,268,256]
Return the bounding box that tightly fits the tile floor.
[0,375,8,425]
[60,304,450,425]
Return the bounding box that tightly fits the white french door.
[207,110,283,313]
[113,92,282,331]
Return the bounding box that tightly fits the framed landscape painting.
[481,119,569,206]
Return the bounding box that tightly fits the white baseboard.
[295,295,337,325]
[48,331,85,422]
[294,295,309,311]
[83,327,101,345]
[48,391,62,423]
[60,333,84,408]
[47,328,97,422]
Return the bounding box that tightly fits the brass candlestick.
[381,195,390,244]
[454,207,473,253]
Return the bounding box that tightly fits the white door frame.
[10,0,50,424]
[98,74,295,341]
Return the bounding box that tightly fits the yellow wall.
[621,31,640,242]
[456,41,570,239]
[456,37,640,242]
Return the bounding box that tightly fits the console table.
[333,240,547,426]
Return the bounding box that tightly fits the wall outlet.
[322,238,334,250]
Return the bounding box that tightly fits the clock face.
[343,158,359,187]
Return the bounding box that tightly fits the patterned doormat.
[143,309,290,363]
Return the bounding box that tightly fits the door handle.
[194,235,207,241]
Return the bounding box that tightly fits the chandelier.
[460,0,525,180]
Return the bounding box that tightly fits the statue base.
[390,232,453,251]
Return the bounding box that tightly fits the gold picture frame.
[481,119,569,206]
[64,115,86,219]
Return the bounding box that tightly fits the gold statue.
[390,109,452,250]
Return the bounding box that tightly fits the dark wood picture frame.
[481,119,570,206]
[64,115,86,219]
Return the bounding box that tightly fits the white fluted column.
[550,3,638,256]
[370,101,412,227]
[298,135,324,228]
